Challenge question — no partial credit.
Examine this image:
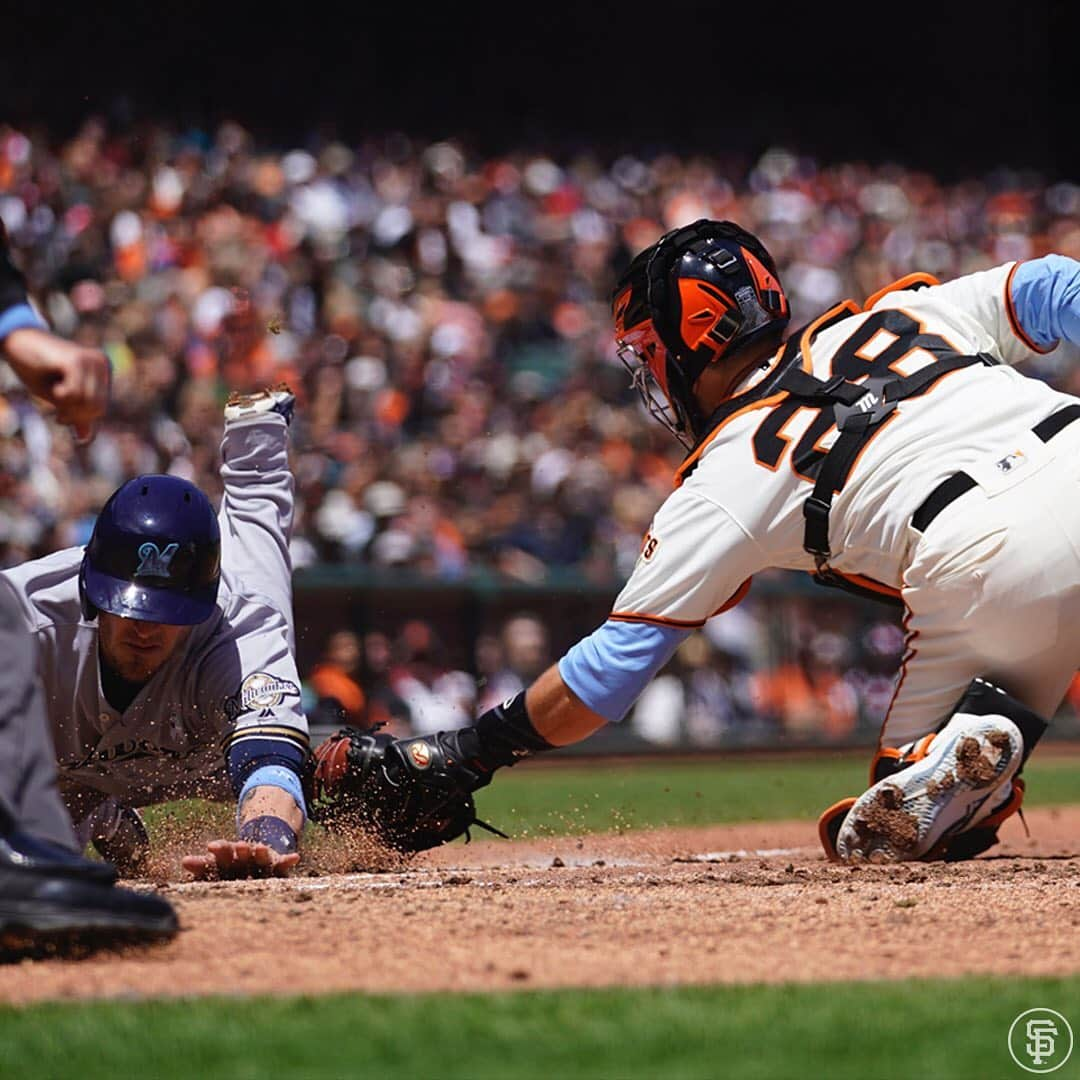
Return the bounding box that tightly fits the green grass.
[3,976,1077,1079]
[31,754,1080,1079]
[141,751,1080,846]
[466,751,1080,839]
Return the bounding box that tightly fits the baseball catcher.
[312,221,1080,865]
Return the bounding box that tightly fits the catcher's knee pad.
[827,677,1046,863]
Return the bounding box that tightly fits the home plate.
[681,846,813,862]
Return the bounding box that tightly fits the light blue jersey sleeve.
[1011,255,1080,349]
[558,619,691,723]
[0,301,47,342]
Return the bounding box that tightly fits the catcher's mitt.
[305,724,507,853]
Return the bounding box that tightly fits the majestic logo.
[135,541,180,578]
[407,741,432,769]
[1008,1008,1074,1073]
[224,672,301,721]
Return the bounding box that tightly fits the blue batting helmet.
[79,475,222,625]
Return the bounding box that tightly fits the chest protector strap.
[777,352,998,604]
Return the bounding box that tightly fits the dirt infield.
[3,806,1078,1005]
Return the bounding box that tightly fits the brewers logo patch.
[225,672,301,721]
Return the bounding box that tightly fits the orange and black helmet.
[612,219,789,446]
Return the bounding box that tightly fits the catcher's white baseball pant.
[882,417,1080,747]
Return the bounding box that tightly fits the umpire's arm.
[1,221,110,442]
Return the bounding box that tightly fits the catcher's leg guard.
[834,678,1046,863]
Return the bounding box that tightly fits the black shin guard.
[873,677,1048,784]
[948,678,1048,768]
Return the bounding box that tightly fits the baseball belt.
[911,403,1080,533]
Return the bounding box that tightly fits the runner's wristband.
[238,815,298,855]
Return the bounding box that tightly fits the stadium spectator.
[7,116,1080,748]
[3,118,1077,582]
[849,620,908,732]
[386,619,476,734]
[631,631,760,746]
[357,629,413,736]
[305,629,366,726]
[476,611,551,712]
[750,631,861,742]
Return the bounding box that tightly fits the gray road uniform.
[0,575,77,849]
[1,412,310,845]
[0,289,82,851]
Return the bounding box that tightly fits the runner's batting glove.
[224,382,295,426]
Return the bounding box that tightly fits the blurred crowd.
[299,598,915,749]
[1,117,1079,580]
[300,603,1080,748]
[303,611,554,740]
[4,117,1080,746]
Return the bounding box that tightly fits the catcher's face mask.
[612,218,790,447]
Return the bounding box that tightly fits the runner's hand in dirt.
[183,785,305,878]
[182,840,300,880]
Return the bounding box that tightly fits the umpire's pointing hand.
[3,327,111,443]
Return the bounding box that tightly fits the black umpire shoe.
[2,827,119,884]
[0,826,177,959]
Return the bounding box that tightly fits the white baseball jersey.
[1,414,308,809]
[612,262,1072,627]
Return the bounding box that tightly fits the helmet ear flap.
[78,556,98,622]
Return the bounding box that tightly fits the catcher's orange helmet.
[612,219,790,446]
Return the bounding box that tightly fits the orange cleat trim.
[978,776,1026,832]
[817,797,857,862]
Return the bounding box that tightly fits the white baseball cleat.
[836,713,1022,863]
[224,382,295,425]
